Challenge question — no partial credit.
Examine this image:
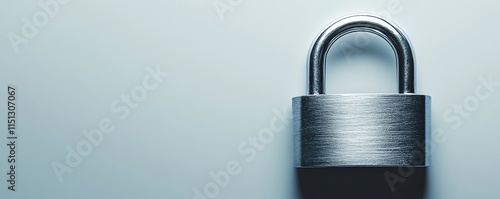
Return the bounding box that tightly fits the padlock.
[293,14,430,167]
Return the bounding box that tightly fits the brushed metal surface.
[293,94,430,167]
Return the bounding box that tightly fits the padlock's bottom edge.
[295,164,429,168]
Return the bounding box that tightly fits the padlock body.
[292,94,430,167]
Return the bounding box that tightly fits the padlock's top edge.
[293,93,430,99]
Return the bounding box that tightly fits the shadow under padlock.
[296,167,427,199]
[294,14,429,199]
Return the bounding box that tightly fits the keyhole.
[326,32,397,94]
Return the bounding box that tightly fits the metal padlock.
[293,15,430,167]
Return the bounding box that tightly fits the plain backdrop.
[1,0,499,198]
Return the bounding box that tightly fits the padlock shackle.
[308,14,415,95]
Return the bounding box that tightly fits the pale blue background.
[1,0,499,198]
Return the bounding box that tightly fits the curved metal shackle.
[308,14,415,95]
